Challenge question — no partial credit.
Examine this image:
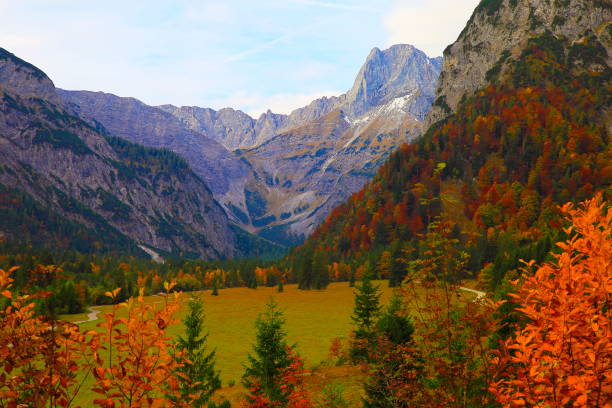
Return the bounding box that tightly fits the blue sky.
[0,0,479,117]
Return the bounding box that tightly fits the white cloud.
[383,0,480,57]
[223,18,330,63]
[211,90,341,118]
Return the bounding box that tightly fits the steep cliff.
[161,44,440,152]
[427,0,611,127]
[238,45,441,242]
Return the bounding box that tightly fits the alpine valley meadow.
[0,0,610,407]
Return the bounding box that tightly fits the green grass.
[61,281,395,404]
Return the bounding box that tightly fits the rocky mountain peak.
[345,44,437,117]
[0,48,59,102]
[426,0,611,127]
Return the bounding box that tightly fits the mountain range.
[0,43,441,257]
[59,44,442,246]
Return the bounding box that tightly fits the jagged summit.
[153,44,440,151]
[346,44,439,117]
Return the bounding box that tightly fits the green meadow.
[62,281,395,404]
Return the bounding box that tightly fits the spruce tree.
[376,295,414,345]
[350,271,382,362]
[362,296,416,407]
[171,296,221,407]
[211,279,219,296]
[277,279,284,293]
[388,245,406,287]
[242,299,292,403]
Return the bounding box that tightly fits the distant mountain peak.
[346,43,439,117]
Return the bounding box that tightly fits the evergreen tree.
[277,279,284,293]
[362,340,423,408]
[296,246,313,289]
[349,268,356,287]
[363,296,416,408]
[170,296,221,407]
[312,249,330,290]
[242,299,292,403]
[350,271,382,362]
[388,245,405,287]
[211,279,219,296]
[376,295,414,345]
[208,400,231,408]
[376,251,393,281]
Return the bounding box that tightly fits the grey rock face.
[426,0,612,128]
[158,104,259,150]
[161,44,440,152]
[345,44,441,117]
[0,49,59,103]
[0,49,237,259]
[235,44,441,240]
[58,90,252,202]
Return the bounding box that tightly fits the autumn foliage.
[490,194,612,407]
[0,265,95,407]
[289,31,611,291]
[0,267,186,408]
[90,284,186,407]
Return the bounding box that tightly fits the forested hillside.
[288,8,611,290]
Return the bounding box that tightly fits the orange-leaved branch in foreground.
[490,193,611,407]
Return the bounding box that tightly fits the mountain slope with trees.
[0,47,239,259]
[288,0,611,291]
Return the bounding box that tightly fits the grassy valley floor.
[61,281,395,405]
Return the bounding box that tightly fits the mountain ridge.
[60,44,442,244]
[0,47,241,259]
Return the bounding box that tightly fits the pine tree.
[349,267,356,287]
[211,279,219,296]
[171,296,221,407]
[376,251,393,281]
[350,271,382,362]
[388,246,405,287]
[277,279,284,293]
[376,295,414,345]
[362,296,416,407]
[312,249,330,290]
[242,299,292,403]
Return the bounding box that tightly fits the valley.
[0,0,610,407]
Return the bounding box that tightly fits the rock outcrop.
[236,45,441,242]
[426,0,611,128]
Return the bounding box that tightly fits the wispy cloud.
[223,18,330,63]
[223,33,294,63]
[292,0,379,12]
[0,0,418,113]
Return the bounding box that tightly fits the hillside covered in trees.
[289,27,611,291]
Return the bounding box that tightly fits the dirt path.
[73,306,102,325]
[458,286,486,300]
